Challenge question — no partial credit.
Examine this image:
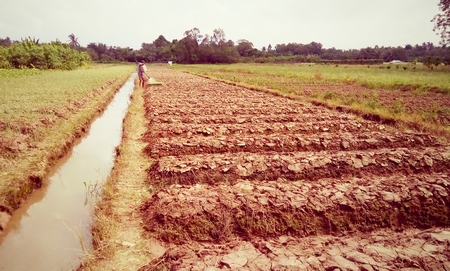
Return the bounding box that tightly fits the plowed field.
[139,68,450,270]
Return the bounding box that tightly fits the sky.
[0,0,443,50]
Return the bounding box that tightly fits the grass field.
[0,64,134,212]
[174,63,450,93]
[1,66,133,133]
[174,63,450,136]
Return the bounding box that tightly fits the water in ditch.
[0,74,136,271]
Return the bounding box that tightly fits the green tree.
[212,28,226,45]
[86,43,108,61]
[152,35,172,61]
[432,0,450,45]
[236,39,254,57]
[0,47,11,68]
[153,35,170,48]
[0,37,12,47]
[307,41,323,55]
[4,38,88,69]
[177,28,202,63]
[68,33,80,49]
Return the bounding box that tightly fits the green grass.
[1,66,132,117]
[174,63,450,94]
[0,65,134,137]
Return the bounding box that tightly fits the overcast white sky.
[0,0,443,50]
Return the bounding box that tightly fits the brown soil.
[141,174,450,243]
[139,68,450,270]
[139,228,450,270]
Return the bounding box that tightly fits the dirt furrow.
[149,113,361,125]
[145,130,441,158]
[148,147,450,186]
[141,173,450,243]
[144,120,382,139]
[148,105,325,116]
[139,228,450,271]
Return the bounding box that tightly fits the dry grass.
[78,82,165,270]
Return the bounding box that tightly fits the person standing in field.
[137,60,148,88]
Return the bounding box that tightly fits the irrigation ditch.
[0,74,136,271]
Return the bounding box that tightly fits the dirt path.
[87,67,450,270]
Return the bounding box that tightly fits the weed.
[313,72,323,80]
[389,99,405,114]
[323,91,337,100]
[342,95,358,106]
[421,106,440,123]
[365,93,381,109]
[83,180,103,206]
[344,75,354,85]
[309,91,320,99]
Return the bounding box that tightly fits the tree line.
[1,28,449,69]
[83,28,450,65]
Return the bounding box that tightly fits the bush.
[2,38,90,70]
[245,54,322,64]
[317,59,383,65]
[0,47,11,68]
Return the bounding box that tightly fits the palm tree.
[68,33,80,48]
